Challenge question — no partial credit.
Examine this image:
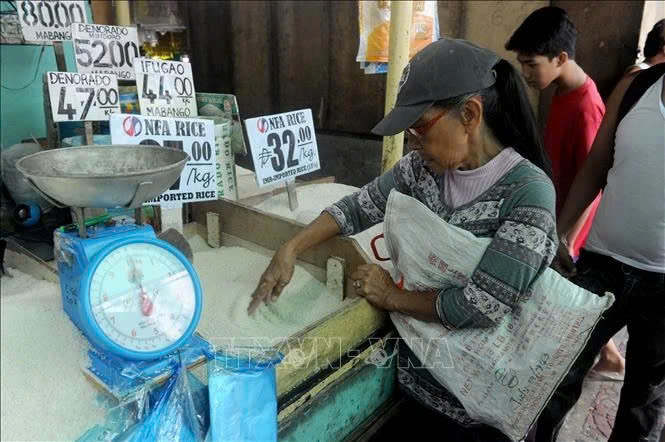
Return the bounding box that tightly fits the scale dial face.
[87,241,198,356]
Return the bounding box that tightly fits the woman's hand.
[351,264,400,311]
[551,239,576,278]
[248,244,297,315]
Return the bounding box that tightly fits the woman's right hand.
[247,244,297,315]
[551,239,576,278]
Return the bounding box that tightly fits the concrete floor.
[557,329,627,442]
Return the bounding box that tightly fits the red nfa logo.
[122,116,143,136]
[257,118,269,134]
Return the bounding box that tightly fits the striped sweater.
[325,150,557,425]
[325,150,558,330]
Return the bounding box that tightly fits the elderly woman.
[248,39,556,440]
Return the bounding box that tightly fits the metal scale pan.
[14,145,206,396]
[16,145,188,237]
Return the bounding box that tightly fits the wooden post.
[43,74,59,149]
[380,1,412,173]
[84,122,94,145]
[286,179,299,211]
[114,1,131,26]
[90,0,114,25]
[327,256,345,301]
[161,204,184,234]
[53,42,67,71]
[206,212,222,248]
[43,42,68,150]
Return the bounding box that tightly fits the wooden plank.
[191,199,370,272]
[190,199,388,397]
[278,332,394,429]
[4,239,58,283]
[327,1,386,133]
[274,297,386,397]
[230,0,273,118]
[342,396,406,442]
[90,0,114,25]
[186,1,234,93]
[279,334,397,441]
[273,1,330,128]
[237,175,335,207]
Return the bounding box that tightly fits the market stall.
[1,180,395,441]
[0,1,430,440]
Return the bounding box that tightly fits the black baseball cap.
[372,38,501,136]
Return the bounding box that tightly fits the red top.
[544,76,605,257]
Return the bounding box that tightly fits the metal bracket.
[73,207,87,238]
[127,181,154,208]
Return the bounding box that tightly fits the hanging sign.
[71,23,140,80]
[135,58,197,119]
[17,1,88,42]
[245,109,320,188]
[110,114,217,204]
[46,71,120,122]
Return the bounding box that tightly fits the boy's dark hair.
[643,19,665,58]
[505,6,577,59]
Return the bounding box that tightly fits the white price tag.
[17,1,88,42]
[71,23,140,80]
[110,114,217,205]
[245,109,320,187]
[135,58,197,118]
[46,71,120,122]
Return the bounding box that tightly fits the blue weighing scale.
[16,145,211,397]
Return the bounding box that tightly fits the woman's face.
[407,105,472,174]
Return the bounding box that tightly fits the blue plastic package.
[208,348,283,442]
[119,363,205,442]
[78,361,208,442]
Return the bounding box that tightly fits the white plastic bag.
[383,190,613,441]
[356,1,440,63]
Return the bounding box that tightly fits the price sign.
[17,1,88,42]
[110,114,216,205]
[71,23,140,80]
[245,109,320,187]
[46,71,120,122]
[135,58,197,119]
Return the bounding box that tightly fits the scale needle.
[128,257,153,316]
[140,291,153,316]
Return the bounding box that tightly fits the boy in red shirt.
[507,7,624,377]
